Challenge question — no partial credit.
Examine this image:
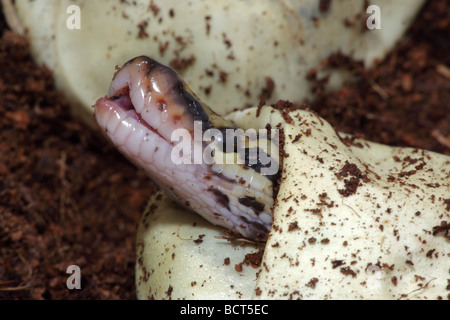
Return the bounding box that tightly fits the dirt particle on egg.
[137,20,149,39]
[193,234,205,244]
[169,55,196,72]
[319,0,332,13]
[288,221,299,231]
[305,277,319,289]
[331,259,345,269]
[340,266,357,278]
[222,32,232,49]
[259,77,275,102]
[148,1,160,16]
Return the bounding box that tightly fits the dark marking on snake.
[238,196,265,214]
[244,147,280,182]
[208,187,230,210]
[239,215,268,237]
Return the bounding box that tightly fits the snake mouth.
[93,90,169,166]
[93,56,198,162]
[96,89,154,133]
[109,92,152,131]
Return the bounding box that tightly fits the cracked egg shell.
[136,106,450,300]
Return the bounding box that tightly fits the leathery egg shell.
[11,0,425,122]
[136,106,450,300]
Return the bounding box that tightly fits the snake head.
[94,56,280,241]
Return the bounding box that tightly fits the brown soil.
[1,0,449,299]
